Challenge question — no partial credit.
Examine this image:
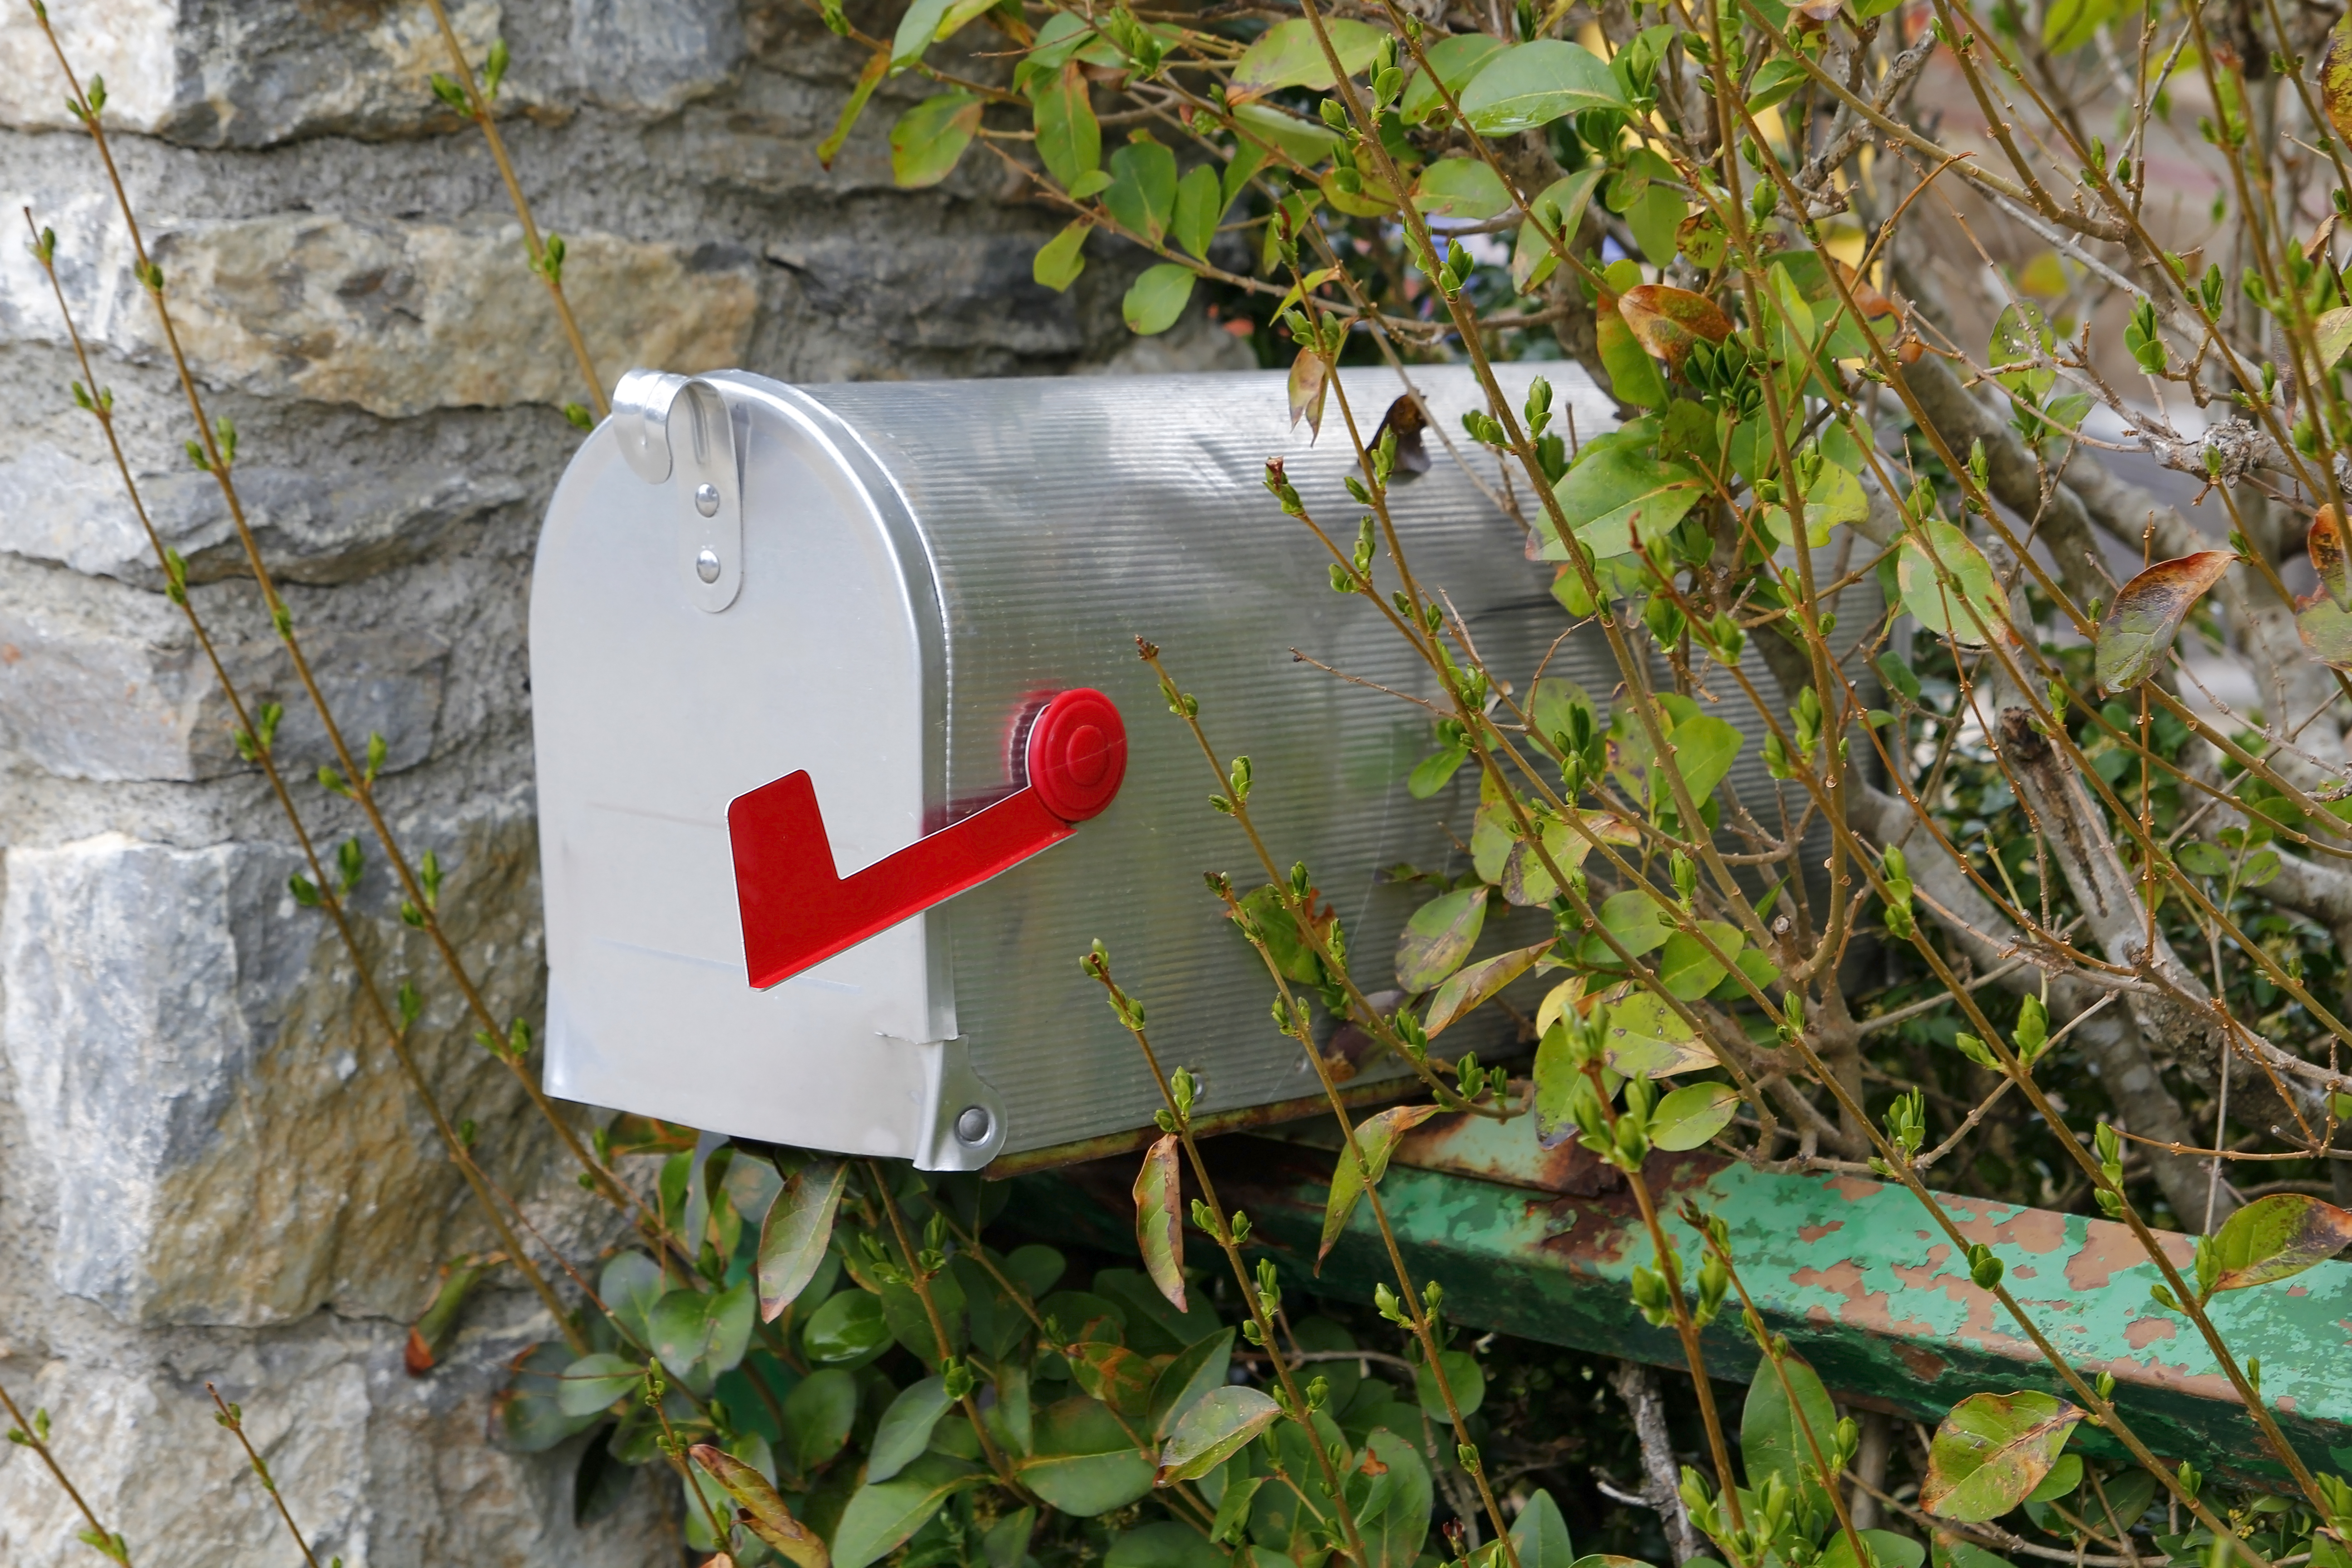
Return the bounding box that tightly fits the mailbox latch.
[612,368,744,613]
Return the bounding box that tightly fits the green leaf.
[2095,551,2234,690]
[891,0,958,64]
[2319,304,2352,370]
[1107,1521,1230,1568]
[1823,1530,1928,1568]
[890,91,983,187]
[1029,63,1099,187]
[1359,1427,1435,1568]
[1649,1082,1740,1150]
[1459,40,1627,135]
[1513,167,1606,295]
[1104,136,1179,244]
[2206,1192,2352,1292]
[803,1288,893,1365]
[872,1262,967,1364]
[1897,521,2007,647]
[1627,182,1686,268]
[1512,1490,1576,1568]
[1933,1541,2017,1568]
[1040,1288,1127,1342]
[1599,985,1712,1077]
[1321,1104,1444,1266]
[2298,593,2352,670]
[1876,650,1921,704]
[1171,164,1223,260]
[783,1366,861,1474]
[556,1352,642,1418]
[2177,840,2232,877]
[2041,0,2120,51]
[1470,799,1515,883]
[1407,744,1470,799]
[1123,264,1196,336]
[1291,1317,1361,1410]
[818,51,890,169]
[649,1279,756,1391]
[1746,56,1809,112]
[603,1251,666,1347]
[1921,1392,2083,1522]
[1150,1328,1236,1437]
[1550,445,1701,559]
[1588,889,1671,963]
[1533,1013,1579,1146]
[1765,460,1867,549]
[2025,1452,2083,1504]
[869,1376,957,1483]
[1024,1396,1158,1512]
[1156,1386,1284,1483]
[834,1453,986,1568]
[1211,1470,1264,1544]
[760,1157,849,1322]
[1741,1353,1837,1499]
[1035,219,1090,292]
[498,1342,605,1452]
[1134,1132,1187,1312]
[1413,157,1515,220]
[1655,921,1743,1001]
[1424,940,1551,1037]
[1401,33,1507,122]
[1228,18,1387,102]
[1414,1348,1485,1417]
[1662,714,1743,806]
[1502,815,1619,907]
[1230,101,1342,167]
[1396,884,1491,991]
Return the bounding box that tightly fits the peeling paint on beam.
[1010,1112,2352,1482]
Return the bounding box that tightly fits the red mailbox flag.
[728,688,1127,989]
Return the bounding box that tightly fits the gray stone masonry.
[0,2,1252,1563]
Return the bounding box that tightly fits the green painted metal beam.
[1012,1112,2352,1482]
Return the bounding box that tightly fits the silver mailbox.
[529,363,1622,1171]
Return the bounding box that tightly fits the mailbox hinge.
[903,1038,1007,1172]
[612,368,744,614]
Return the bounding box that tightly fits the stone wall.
[0,3,1250,1562]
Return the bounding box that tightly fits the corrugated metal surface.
[807,365,1613,1154]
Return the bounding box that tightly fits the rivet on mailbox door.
[611,368,742,613]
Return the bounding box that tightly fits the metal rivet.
[694,481,720,517]
[695,547,722,584]
[954,1105,993,1145]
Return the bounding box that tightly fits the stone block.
[0,208,760,418]
[570,0,745,114]
[0,808,559,1327]
[0,1309,669,1567]
[0,0,745,146]
[0,1,505,147]
[768,231,1085,357]
[0,569,447,783]
[0,436,537,588]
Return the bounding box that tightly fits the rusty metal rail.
[1012,1111,2352,1481]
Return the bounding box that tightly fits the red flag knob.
[1025,688,1127,823]
[730,687,1127,989]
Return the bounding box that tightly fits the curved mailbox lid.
[532,372,982,1163]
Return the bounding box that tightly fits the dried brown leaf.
[2093,550,2233,690]
[1133,1132,1186,1312]
[1617,284,1733,372]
